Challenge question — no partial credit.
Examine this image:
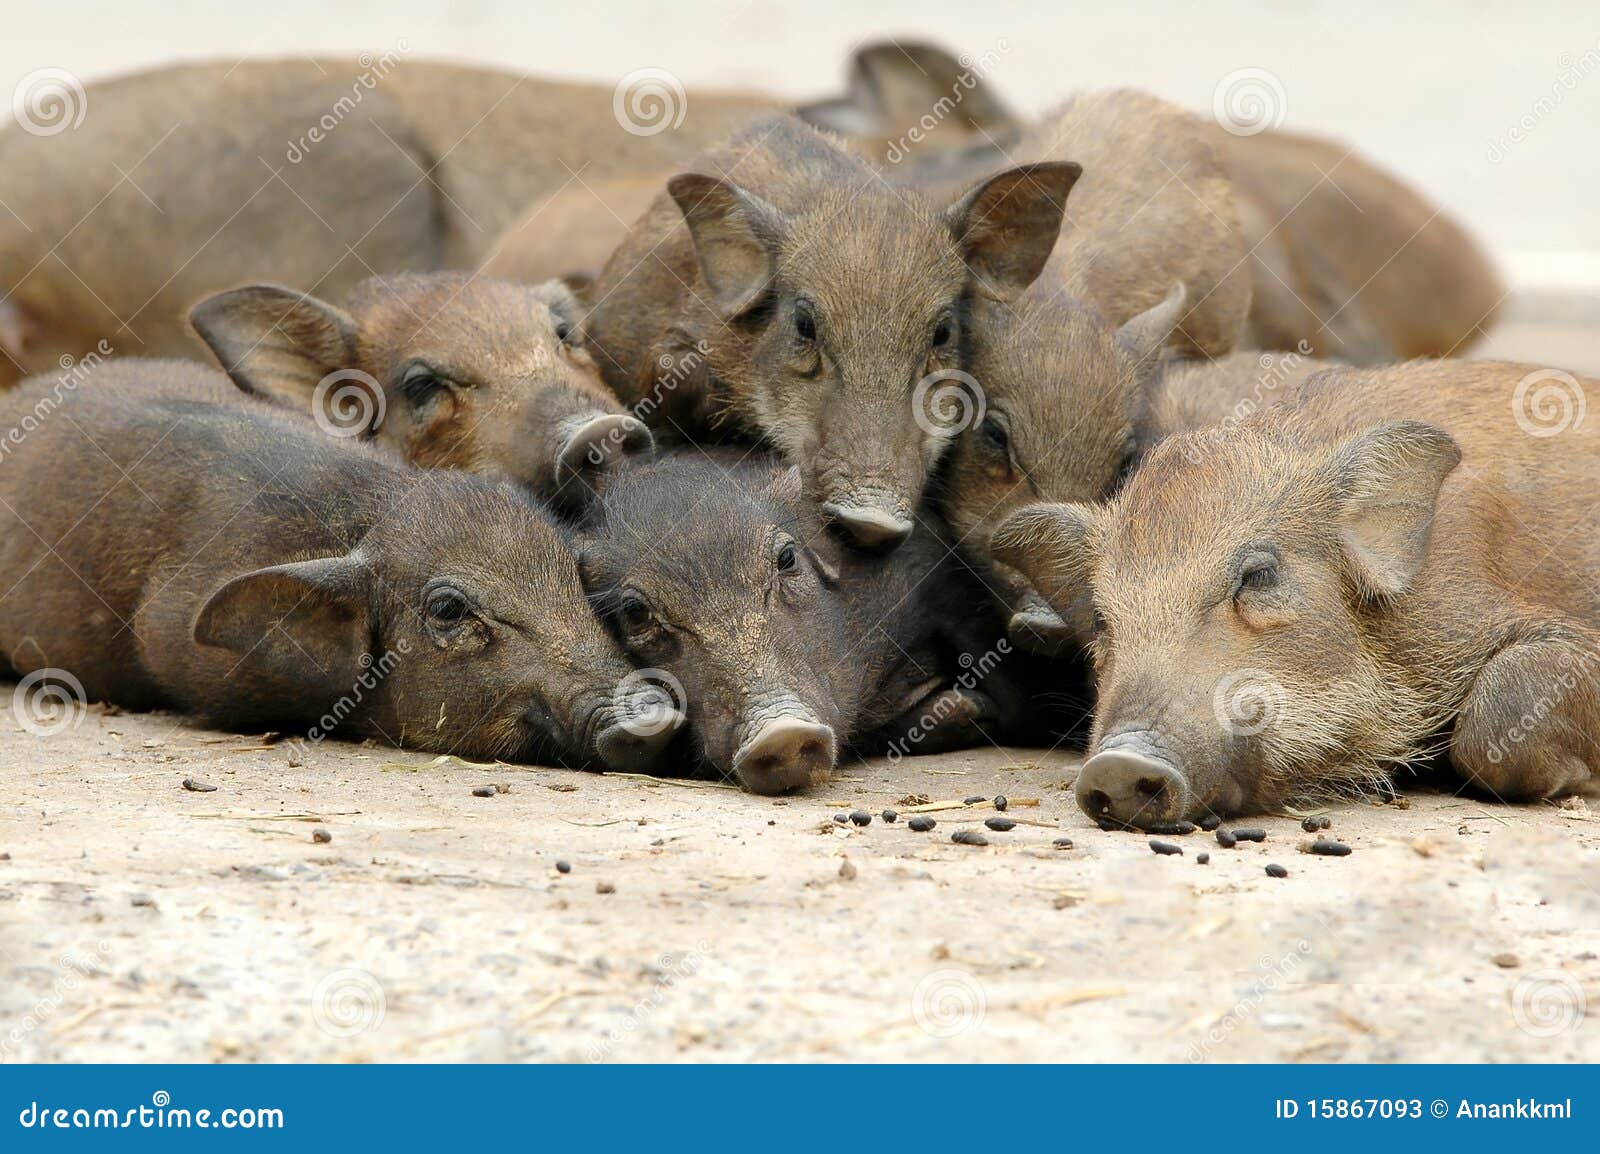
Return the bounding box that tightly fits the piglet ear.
[194,554,372,698]
[1117,282,1188,367]
[189,284,360,409]
[668,173,788,317]
[946,162,1079,301]
[552,412,654,515]
[1327,420,1460,601]
[989,501,1102,615]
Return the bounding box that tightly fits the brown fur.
[189,272,647,505]
[995,359,1600,821]
[1215,124,1506,362]
[581,115,1077,547]
[0,58,778,388]
[0,359,666,769]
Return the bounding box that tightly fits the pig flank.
[189,272,649,506]
[0,360,675,770]
[995,360,1600,825]
[582,115,1077,551]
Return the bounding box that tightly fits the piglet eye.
[618,592,654,632]
[425,586,471,625]
[932,318,953,347]
[1239,561,1280,593]
[794,302,817,342]
[776,542,799,574]
[980,416,1010,453]
[554,321,572,343]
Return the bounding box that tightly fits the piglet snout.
[1076,735,1192,829]
[732,715,836,794]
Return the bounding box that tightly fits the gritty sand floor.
[1,699,1597,1064]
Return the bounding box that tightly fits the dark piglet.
[0,360,680,770]
[581,115,1077,553]
[994,360,1600,827]
[574,450,1077,793]
[190,273,650,508]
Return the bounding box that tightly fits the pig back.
[0,358,403,705]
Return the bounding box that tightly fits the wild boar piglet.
[574,451,1054,793]
[994,360,1600,826]
[582,116,1079,553]
[0,360,680,770]
[191,273,649,508]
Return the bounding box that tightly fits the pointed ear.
[1117,282,1188,368]
[194,554,373,695]
[552,412,653,514]
[0,298,41,364]
[667,173,788,317]
[1327,420,1460,600]
[851,42,1022,139]
[946,162,1079,301]
[989,501,1102,612]
[189,284,359,404]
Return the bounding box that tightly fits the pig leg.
[1449,634,1600,800]
[861,687,999,757]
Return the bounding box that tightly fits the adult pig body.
[994,359,1600,826]
[0,59,774,386]
[0,359,673,767]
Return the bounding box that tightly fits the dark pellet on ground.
[1265,863,1288,878]
[849,810,872,826]
[1148,821,1197,836]
[984,817,1016,832]
[1052,838,1074,849]
[312,828,332,844]
[993,795,1008,811]
[1233,827,1267,842]
[908,816,936,832]
[833,812,849,824]
[595,880,616,894]
[1301,815,1333,832]
[556,860,572,874]
[881,809,898,823]
[952,830,988,846]
[1308,839,1352,857]
[963,795,988,805]
[1197,852,1211,865]
[471,786,497,798]
[1216,829,1238,848]
[1149,839,1183,856]
[130,893,155,907]
[1199,814,1221,831]
[181,777,217,793]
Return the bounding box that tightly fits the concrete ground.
[2,690,1597,1064]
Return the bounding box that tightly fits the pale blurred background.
[3,0,1598,294]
